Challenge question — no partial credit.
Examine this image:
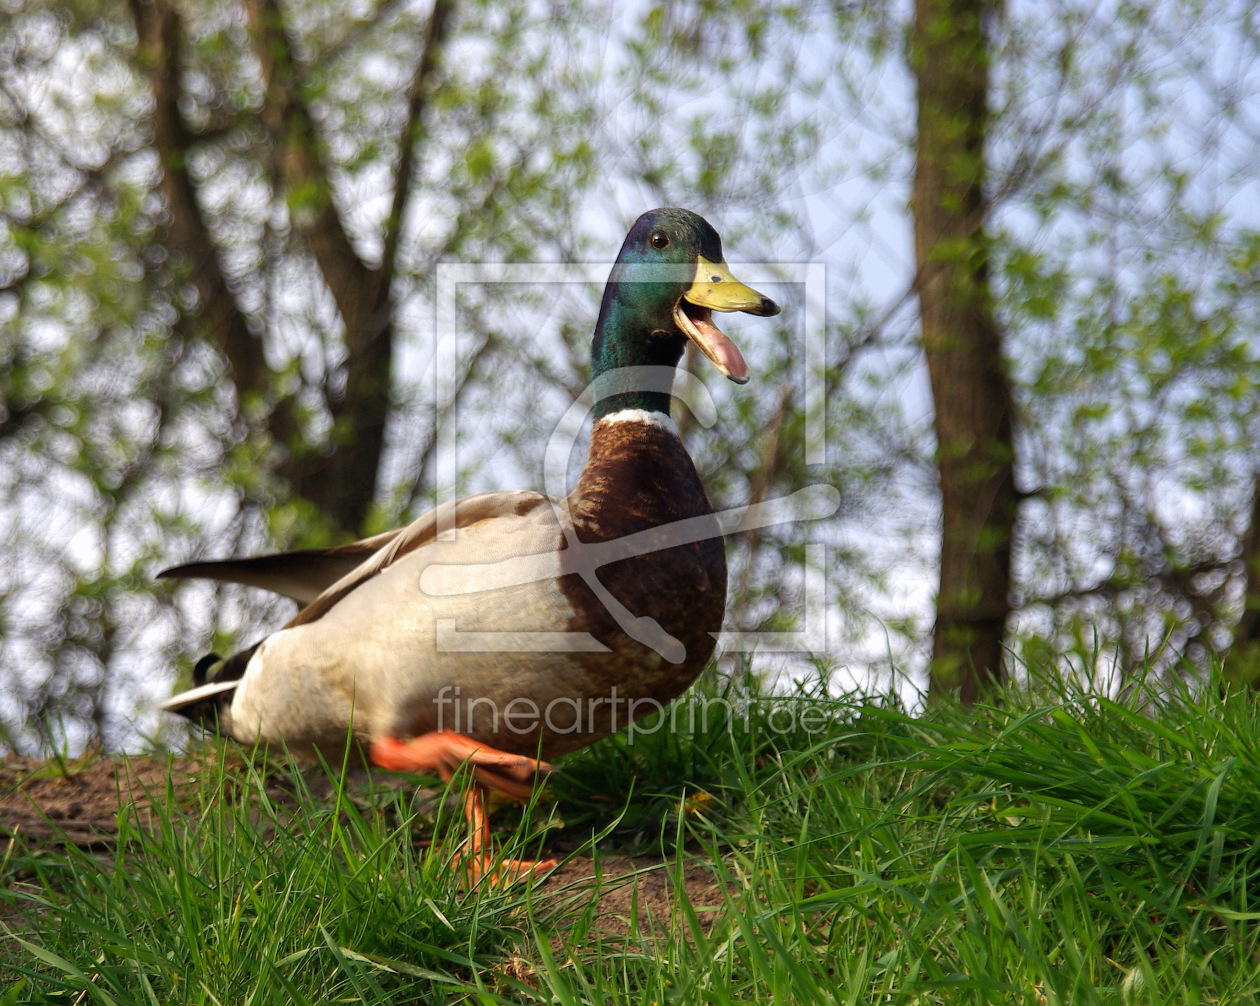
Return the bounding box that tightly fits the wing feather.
[159,490,551,624]
[157,527,407,604]
[284,490,551,628]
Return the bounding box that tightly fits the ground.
[0,752,722,942]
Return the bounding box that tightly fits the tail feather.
[157,677,241,713]
[160,641,261,728]
[193,652,222,686]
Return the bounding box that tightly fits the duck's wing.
[158,491,551,615]
[156,527,406,605]
[284,490,552,629]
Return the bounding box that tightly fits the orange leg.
[369,731,557,883]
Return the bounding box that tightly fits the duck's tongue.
[676,302,750,384]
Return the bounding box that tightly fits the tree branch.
[250,0,380,332]
[129,0,272,405]
[732,382,793,613]
[319,0,416,65]
[402,329,497,515]
[380,0,456,288]
[244,0,457,533]
[1234,474,1260,648]
[1014,555,1245,612]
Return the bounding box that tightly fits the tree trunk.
[1233,475,1260,685]
[130,0,273,410]
[132,0,455,537]
[251,0,454,535]
[911,0,1016,702]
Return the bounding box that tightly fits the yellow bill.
[674,257,780,384]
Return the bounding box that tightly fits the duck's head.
[591,208,780,418]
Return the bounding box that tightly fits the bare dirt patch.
[540,853,725,940]
[0,753,190,849]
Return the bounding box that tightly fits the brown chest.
[559,419,727,686]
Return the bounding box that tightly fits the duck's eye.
[650,231,669,249]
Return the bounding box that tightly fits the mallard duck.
[158,208,779,880]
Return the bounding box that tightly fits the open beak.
[674,257,779,385]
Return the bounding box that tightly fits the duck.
[157,207,780,881]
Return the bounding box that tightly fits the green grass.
[4,666,1260,1004]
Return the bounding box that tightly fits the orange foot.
[369,730,558,884]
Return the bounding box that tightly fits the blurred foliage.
[0,0,1257,752]
[0,0,878,752]
[991,0,1260,682]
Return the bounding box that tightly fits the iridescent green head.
[590,208,780,419]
